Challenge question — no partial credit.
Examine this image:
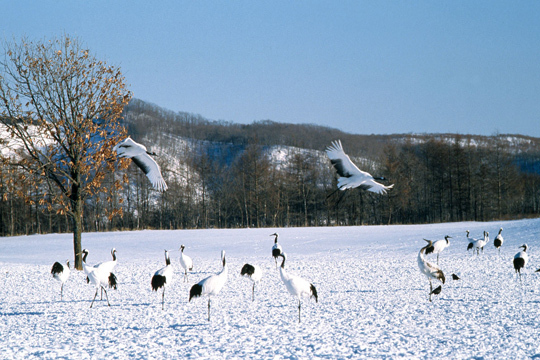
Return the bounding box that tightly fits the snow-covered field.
[2,219,540,359]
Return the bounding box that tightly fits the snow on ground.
[2,219,540,359]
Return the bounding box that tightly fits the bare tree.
[0,36,131,269]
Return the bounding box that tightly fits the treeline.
[1,99,540,235]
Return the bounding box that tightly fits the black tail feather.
[514,258,525,273]
[310,284,318,303]
[240,264,255,277]
[151,274,166,291]
[51,262,63,275]
[108,273,118,290]
[189,283,203,301]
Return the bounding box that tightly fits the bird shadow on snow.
[1,311,44,316]
[330,289,377,294]
[169,323,208,331]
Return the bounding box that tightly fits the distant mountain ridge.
[124,98,540,159]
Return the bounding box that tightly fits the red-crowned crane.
[240,263,263,301]
[189,250,228,321]
[476,231,490,254]
[179,245,193,282]
[79,249,118,308]
[151,250,174,310]
[51,260,70,301]
[113,136,168,192]
[493,227,504,254]
[87,248,117,300]
[325,140,393,203]
[513,244,529,282]
[418,240,446,302]
[271,233,282,268]
[424,235,451,264]
[278,253,318,323]
[466,230,485,255]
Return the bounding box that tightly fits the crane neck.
[279,257,289,282]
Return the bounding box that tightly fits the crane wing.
[326,140,394,194]
[360,179,394,195]
[113,137,147,158]
[131,153,168,192]
[325,140,366,178]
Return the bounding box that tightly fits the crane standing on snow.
[240,263,263,301]
[271,233,282,268]
[418,240,446,302]
[493,227,504,254]
[513,244,529,281]
[51,260,70,301]
[179,245,193,282]
[278,253,318,323]
[189,250,228,321]
[151,250,174,310]
[79,249,118,308]
[424,235,451,265]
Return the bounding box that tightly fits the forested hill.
[2,98,540,236]
[124,98,540,160]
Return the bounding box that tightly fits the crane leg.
[61,284,64,301]
[298,300,302,323]
[162,288,165,310]
[184,270,188,282]
[437,254,439,265]
[336,191,347,206]
[252,283,255,302]
[208,299,211,322]
[90,289,99,308]
[429,280,433,302]
[326,187,339,200]
[102,286,110,306]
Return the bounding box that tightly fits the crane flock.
[42,139,535,316]
[416,225,537,301]
[46,233,321,322]
[47,222,535,317]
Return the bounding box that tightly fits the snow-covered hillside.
[2,219,540,358]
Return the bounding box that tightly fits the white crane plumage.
[278,253,318,323]
[189,250,228,321]
[113,137,168,192]
[240,263,263,301]
[88,248,117,300]
[51,260,70,301]
[325,140,394,196]
[513,244,528,281]
[424,235,451,264]
[476,231,489,254]
[418,240,446,302]
[466,230,484,255]
[493,227,504,253]
[179,245,193,282]
[271,233,282,268]
[79,249,118,308]
[151,250,174,310]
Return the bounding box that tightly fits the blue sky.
[3,1,540,137]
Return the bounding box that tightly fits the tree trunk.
[72,209,83,270]
[71,182,84,270]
